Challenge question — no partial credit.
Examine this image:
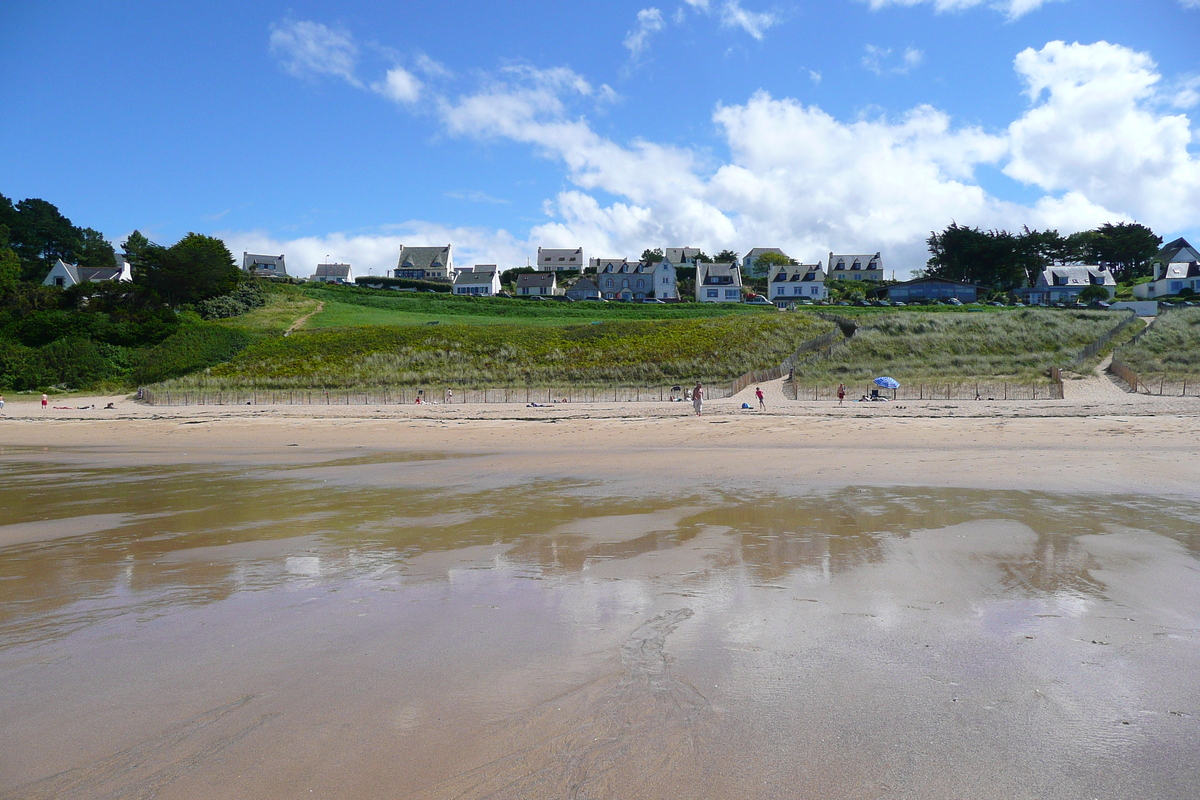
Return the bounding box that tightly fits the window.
[793,286,802,295]
[54,277,64,287]
[725,289,738,299]
[707,289,718,298]
[1171,281,1183,293]
[810,287,819,295]
[662,276,668,283]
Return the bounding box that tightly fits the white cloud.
[808,70,822,84]
[265,33,1199,277]
[373,67,422,103]
[719,1,778,39]
[268,20,361,87]
[864,0,1057,20]
[863,45,924,75]
[1181,0,1200,8]
[1005,40,1200,231]
[624,8,665,56]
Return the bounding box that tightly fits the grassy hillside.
[794,309,1128,383]
[1115,308,1200,378]
[154,313,835,390]
[299,284,770,328]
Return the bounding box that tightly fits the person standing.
[837,383,846,405]
[0,395,5,412]
[445,387,453,404]
[755,386,765,411]
[692,382,704,416]
[41,393,48,411]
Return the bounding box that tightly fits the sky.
[1,0,1198,278]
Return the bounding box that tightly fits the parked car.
[641,298,666,304]
[744,297,772,306]
[944,298,963,306]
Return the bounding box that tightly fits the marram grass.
[1115,307,1200,378]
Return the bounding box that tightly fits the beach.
[1,388,1199,799]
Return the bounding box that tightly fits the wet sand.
[1,410,1199,799]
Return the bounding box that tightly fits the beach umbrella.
[873,377,900,389]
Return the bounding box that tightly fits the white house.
[1019,265,1116,305]
[768,263,826,307]
[42,257,132,288]
[646,259,679,300]
[242,253,287,277]
[743,247,786,277]
[537,247,584,271]
[696,262,743,303]
[395,245,452,280]
[827,252,884,282]
[1133,238,1200,299]
[516,272,559,296]
[311,263,355,284]
[453,268,500,296]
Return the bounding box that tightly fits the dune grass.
[1114,307,1200,378]
[794,309,1126,384]
[153,313,835,391]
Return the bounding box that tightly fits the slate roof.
[243,253,287,275]
[314,263,351,279]
[665,247,701,263]
[1036,266,1115,287]
[744,247,785,266]
[517,273,556,290]
[537,247,583,267]
[566,277,600,294]
[771,264,824,282]
[397,245,451,271]
[76,267,123,282]
[1155,237,1200,264]
[454,269,497,286]
[699,262,742,286]
[829,252,882,271]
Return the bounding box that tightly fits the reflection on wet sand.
[2,455,1200,799]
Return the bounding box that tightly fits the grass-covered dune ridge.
[1115,308,1200,378]
[794,309,1130,383]
[159,314,835,390]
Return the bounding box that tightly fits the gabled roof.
[1154,237,1200,264]
[314,263,351,279]
[455,268,498,285]
[567,276,599,291]
[665,247,701,262]
[594,258,629,273]
[891,276,978,288]
[397,245,451,270]
[771,263,824,282]
[517,272,556,289]
[243,253,286,273]
[699,262,742,285]
[77,267,123,282]
[744,247,785,263]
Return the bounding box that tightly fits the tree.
[693,251,713,263]
[640,248,664,263]
[1078,285,1111,303]
[0,247,20,294]
[715,249,740,263]
[136,233,239,306]
[923,223,1025,289]
[78,227,115,268]
[749,251,794,278]
[1091,223,1161,282]
[500,266,537,286]
[8,198,84,282]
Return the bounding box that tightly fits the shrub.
[131,322,253,385]
[198,281,268,320]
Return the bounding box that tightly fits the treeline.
[922,222,1162,289]
[0,192,262,391]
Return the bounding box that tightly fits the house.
[768,263,826,307]
[42,257,132,288]
[565,276,601,301]
[311,263,355,284]
[516,272,559,296]
[696,262,743,303]
[827,252,884,282]
[593,258,676,300]
[743,247,786,277]
[1132,238,1200,299]
[883,276,979,304]
[665,247,702,263]
[537,247,584,272]
[453,268,500,296]
[242,253,287,277]
[395,245,452,281]
[1019,266,1115,305]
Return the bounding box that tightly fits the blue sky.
[2,0,1198,277]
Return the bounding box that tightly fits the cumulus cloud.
[1005,40,1200,230]
[624,8,665,56]
[863,0,1057,20]
[269,20,362,86]
[265,30,1198,276]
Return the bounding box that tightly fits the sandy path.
[283,300,324,335]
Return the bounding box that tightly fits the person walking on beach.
[755,386,765,411]
[837,383,846,405]
[692,382,704,416]
[41,393,48,411]
[445,387,453,404]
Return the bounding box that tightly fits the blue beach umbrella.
[873,377,900,389]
